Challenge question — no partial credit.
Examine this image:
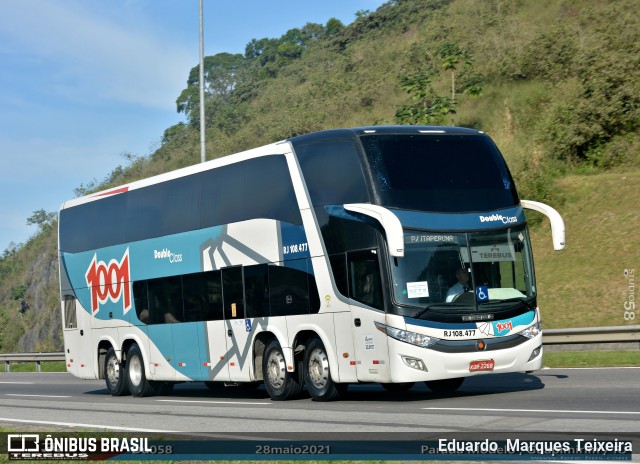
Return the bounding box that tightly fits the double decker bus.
[58,126,564,401]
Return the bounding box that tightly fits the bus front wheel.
[262,340,302,401]
[125,344,157,397]
[104,347,129,396]
[304,338,345,402]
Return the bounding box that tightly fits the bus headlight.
[375,322,439,348]
[518,322,541,339]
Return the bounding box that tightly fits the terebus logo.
[479,214,518,224]
[85,248,131,315]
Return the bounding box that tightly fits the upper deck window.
[295,139,369,206]
[360,134,519,213]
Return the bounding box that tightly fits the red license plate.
[469,359,495,372]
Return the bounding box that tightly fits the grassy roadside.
[542,350,639,368]
[528,170,640,329]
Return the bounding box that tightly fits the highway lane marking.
[0,417,179,433]
[423,407,640,415]
[5,394,71,398]
[156,399,271,406]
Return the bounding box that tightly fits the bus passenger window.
[182,271,223,322]
[347,250,383,310]
[269,263,310,316]
[329,254,348,298]
[147,276,183,324]
[244,265,269,318]
[63,295,77,329]
[132,281,149,324]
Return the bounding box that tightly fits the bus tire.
[125,343,157,397]
[104,347,129,396]
[425,377,465,393]
[304,337,345,402]
[262,339,302,401]
[381,382,415,393]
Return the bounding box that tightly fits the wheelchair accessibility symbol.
[245,319,252,332]
[476,286,489,301]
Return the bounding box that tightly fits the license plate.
[469,359,494,372]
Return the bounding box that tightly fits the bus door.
[62,295,94,379]
[346,250,391,383]
[221,266,254,381]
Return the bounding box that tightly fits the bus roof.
[61,126,486,211]
[288,126,483,144]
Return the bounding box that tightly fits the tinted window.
[269,262,310,316]
[222,266,245,320]
[182,271,223,322]
[133,280,150,324]
[244,264,269,318]
[61,155,300,254]
[361,134,519,212]
[131,261,319,323]
[348,249,383,310]
[202,155,301,227]
[329,254,348,298]
[295,139,369,206]
[317,211,382,256]
[59,193,126,253]
[147,276,183,324]
[244,156,301,225]
[63,296,77,329]
[126,175,201,242]
[308,268,321,314]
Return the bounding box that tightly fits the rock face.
[18,246,63,353]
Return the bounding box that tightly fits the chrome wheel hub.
[308,348,329,389]
[266,350,286,389]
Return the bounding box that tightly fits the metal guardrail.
[542,325,640,352]
[0,326,638,372]
[0,352,65,372]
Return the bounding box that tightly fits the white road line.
[0,382,35,385]
[5,394,71,398]
[423,407,640,415]
[156,399,271,406]
[0,417,179,433]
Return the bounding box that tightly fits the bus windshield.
[389,225,535,312]
[360,133,519,212]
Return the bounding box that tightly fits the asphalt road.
[0,368,639,434]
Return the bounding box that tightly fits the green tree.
[176,52,246,123]
[26,210,57,233]
[395,70,455,125]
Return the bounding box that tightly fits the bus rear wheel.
[262,340,302,401]
[104,347,129,396]
[425,377,465,393]
[304,338,345,402]
[125,343,157,397]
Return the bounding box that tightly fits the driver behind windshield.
[446,267,471,302]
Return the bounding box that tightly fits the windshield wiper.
[412,302,468,318]
[478,297,536,310]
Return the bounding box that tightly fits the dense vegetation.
[1,0,638,353]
